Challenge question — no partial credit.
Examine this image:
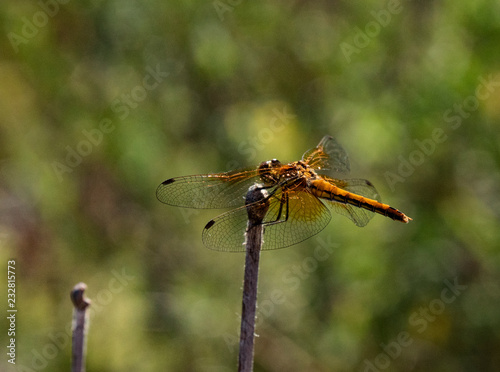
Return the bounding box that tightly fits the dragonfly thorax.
[258,159,319,187]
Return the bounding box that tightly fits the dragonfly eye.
[258,160,280,185]
[270,159,282,168]
[258,161,270,171]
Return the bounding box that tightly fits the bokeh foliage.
[1,0,500,371]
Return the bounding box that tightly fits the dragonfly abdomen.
[309,179,411,223]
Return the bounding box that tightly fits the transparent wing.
[319,176,382,227]
[156,168,261,209]
[302,135,350,175]
[202,188,331,252]
[261,189,332,250]
[327,203,373,227]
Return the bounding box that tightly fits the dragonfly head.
[258,159,282,185]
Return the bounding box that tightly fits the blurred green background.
[1,0,500,371]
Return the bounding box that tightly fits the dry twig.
[70,282,91,372]
[238,185,269,372]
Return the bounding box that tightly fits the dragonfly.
[156,135,412,252]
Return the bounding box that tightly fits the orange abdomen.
[309,179,411,223]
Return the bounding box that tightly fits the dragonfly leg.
[262,192,289,226]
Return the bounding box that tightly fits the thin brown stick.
[238,185,269,372]
[70,282,91,372]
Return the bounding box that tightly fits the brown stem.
[238,185,269,372]
[71,282,91,372]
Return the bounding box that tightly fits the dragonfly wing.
[302,135,350,175]
[202,188,331,252]
[261,189,332,250]
[156,168,260,209]
[319,177,382,227]
[327,203,373,227]
[202,205,249,252]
